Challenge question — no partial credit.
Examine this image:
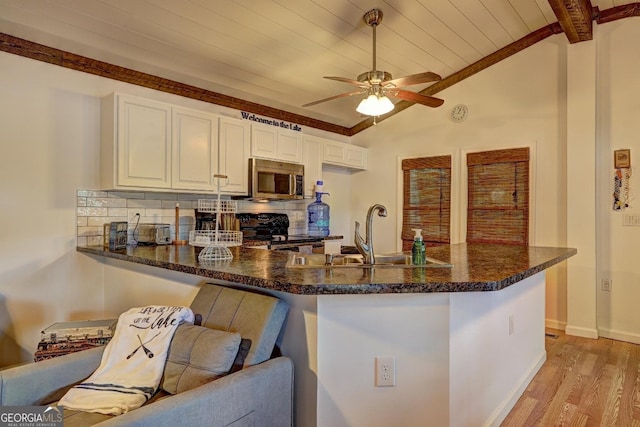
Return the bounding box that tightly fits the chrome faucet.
[354,204,388,265]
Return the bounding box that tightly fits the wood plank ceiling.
[0,0,637,136]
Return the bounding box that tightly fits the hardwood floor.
[502,329,640,426]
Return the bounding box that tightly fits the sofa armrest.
[97,356,294,427]
[0,346,104,406]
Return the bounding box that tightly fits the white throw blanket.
[59,305,194,415]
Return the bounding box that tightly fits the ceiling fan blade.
[390,89,444,108]
[383,71,442,88]
[324,76,370,87]
[302,89,367,107]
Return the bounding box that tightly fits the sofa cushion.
[190,283,288,367]
[161,324,241,395]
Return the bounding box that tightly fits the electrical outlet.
[623,214,640,226]
[602,278,612,292]
[375,356,396,387]
[508,314,514,336]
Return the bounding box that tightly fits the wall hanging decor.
[613,149,632,211]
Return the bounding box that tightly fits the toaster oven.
[137,224,171,245]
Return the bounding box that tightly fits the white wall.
[314,273,546,427]
[351,35,569,329]
[566,34,598,339]
[0,50,355,366]
[449,273,546,426]
[596,19,640,343]
[317,293,451,427]
[319,166,354,245]
[0,53,105,366]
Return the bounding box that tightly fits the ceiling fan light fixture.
[302,8,444,116]
[356,94,394,116]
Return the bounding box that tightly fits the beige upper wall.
[350,34,567,250]
[351,34,569,327]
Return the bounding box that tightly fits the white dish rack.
[196,199,238,213]
[191,175,243,261]
[189,230,242,248]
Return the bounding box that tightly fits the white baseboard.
[545,319,566,331]
[483,351,547,427]
[565,324,599,339]
[598,328,640,345]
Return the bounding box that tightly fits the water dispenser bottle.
[308,181,330,237]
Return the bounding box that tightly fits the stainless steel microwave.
[248,158,304,200]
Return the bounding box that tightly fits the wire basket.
[189,230,242,247]
[197,199,237,213]
[198,245,233,261]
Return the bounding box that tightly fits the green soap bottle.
[411,228,426,265]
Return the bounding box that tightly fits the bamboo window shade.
[466,147,529,245]
[401,155,451,250]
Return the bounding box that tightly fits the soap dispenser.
[411,228,426,265]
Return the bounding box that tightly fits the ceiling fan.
[302,9,444,117]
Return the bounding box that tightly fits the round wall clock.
[450,104,468,122]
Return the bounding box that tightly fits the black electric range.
[197,212,324,250]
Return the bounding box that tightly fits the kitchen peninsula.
[78,243,575,427]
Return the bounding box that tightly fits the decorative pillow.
[161,324,241,395]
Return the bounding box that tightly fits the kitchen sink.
[286,253,453,269]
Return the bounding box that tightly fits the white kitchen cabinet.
[102,93,172,189]
[322,140,368,170]
[278,129,303,163]
[172,107,219,191]
[103,93,247,194]
[218,116,250,195]
[302,135,324,197]
[251,125,303,164]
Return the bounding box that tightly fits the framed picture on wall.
[614,149,631,168]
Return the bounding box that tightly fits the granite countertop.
[77,243,576,295]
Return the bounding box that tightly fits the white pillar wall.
[313,273,546,427]
[565,30,598,339]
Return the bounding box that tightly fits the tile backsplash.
[76,189,308,246]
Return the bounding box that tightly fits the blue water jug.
[308,181,330,237]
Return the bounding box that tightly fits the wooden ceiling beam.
[0,32,352,137]
[597,2,640,24]
[547,0,594,43]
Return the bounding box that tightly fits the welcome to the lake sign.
[241,111,302,132]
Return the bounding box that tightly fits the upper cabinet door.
[250,124,303,163]
[251,126,278,159]
[277,129,303,163]
[322,140,368,170]
[116,95,172,188]
[219,116,250,195]
[171,107,218,191]
[344,145,368,169]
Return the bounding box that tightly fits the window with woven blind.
[401,155,451,250]
[466,147,529,245]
